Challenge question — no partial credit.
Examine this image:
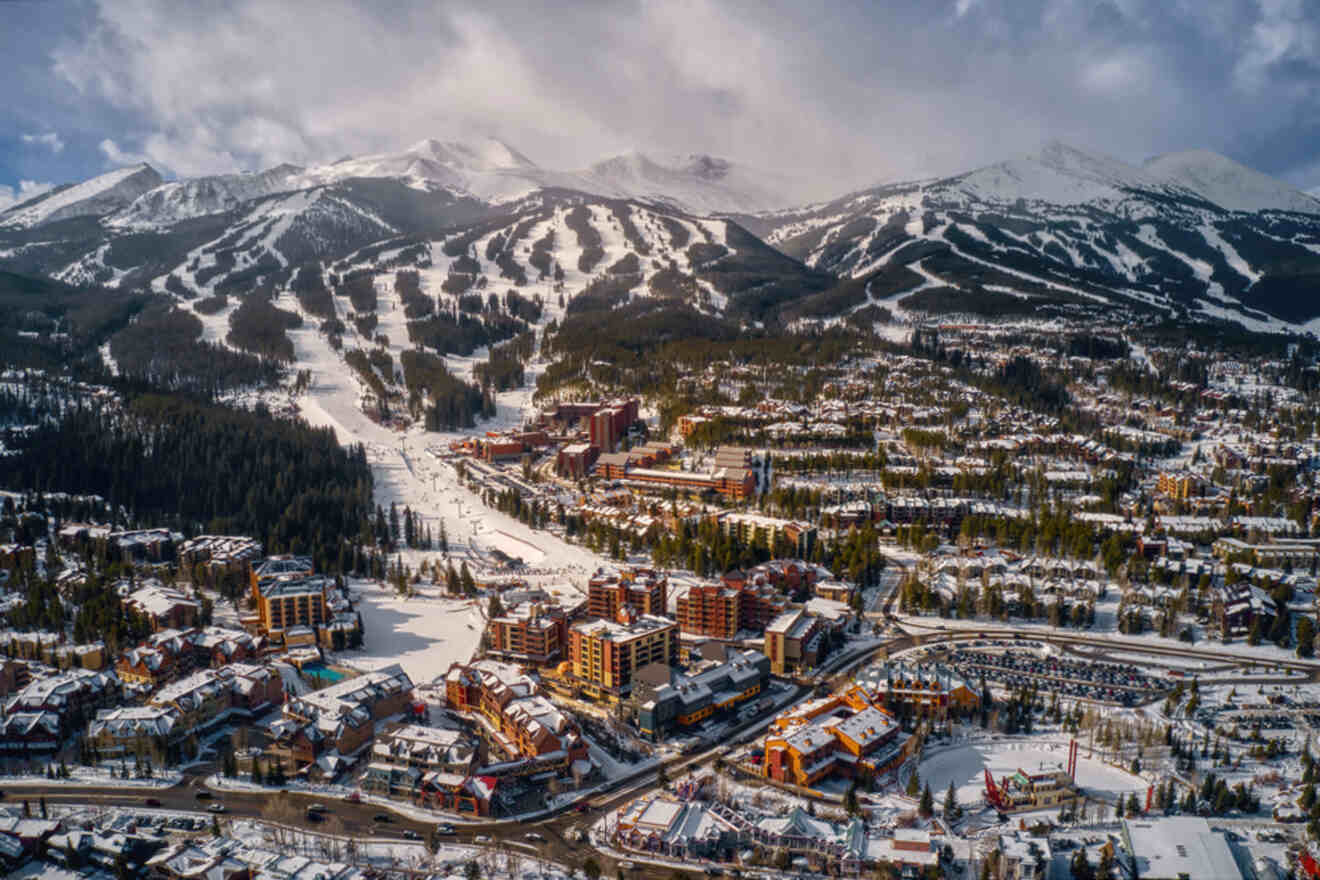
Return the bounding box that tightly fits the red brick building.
[676,583,742,639]
[588,567,668,620]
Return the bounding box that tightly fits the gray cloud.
[31,0,1320,197]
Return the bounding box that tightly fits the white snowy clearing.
[344,579,485,685]
[919,739,1146,807]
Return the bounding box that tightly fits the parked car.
[401,830,420,840]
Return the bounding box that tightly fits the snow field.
[918,740,1146,807]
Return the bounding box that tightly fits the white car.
[475,835,491,844]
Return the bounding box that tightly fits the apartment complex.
[596,461,756,501]
[272,663,414,772]
[675,583,743,639]
[587,567,668,620]
[568,611,678,702]
[444,660,589,774]
[121,583,201,633]
[717,513,816,557]
[486,602,570,666]
[247,556,330,642]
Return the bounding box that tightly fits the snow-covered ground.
[342,578,484,685]
[919,739,1146,807]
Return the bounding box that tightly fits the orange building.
[762,689,912,787]
[248,556,330,642]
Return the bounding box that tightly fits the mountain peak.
[405,136,536,172]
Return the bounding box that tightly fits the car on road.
[618,861,635,871]
[436,823,456,835]
[207,804,226,813]
[194,791,213,800]
[401,830,420,840]
[373,813,393,823]
[525,832,545,842]
[475,835,491,844]
[308,803,328,813]
[144,798,162,807]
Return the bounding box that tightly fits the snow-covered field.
[919,739,1146,806]
[342,579,485,685]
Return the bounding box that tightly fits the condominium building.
[675,583,742,640]
[633,648,770,739]
[248,556,330,642]
[762,689,912,787]
[718,513,816,557]
[568,611,678,702]
[487,602,570,666]
[444,660,588,768]
[587,567,668,620]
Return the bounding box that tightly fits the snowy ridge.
[111,164,304,227]
[1143,149,1320,215]
[0,163,163,229]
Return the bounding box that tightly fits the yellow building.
[249,556,329,641]
[567,610,677,702]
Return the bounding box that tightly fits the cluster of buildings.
[268,662,415,777]
[613,791,942,876]
[88,663,283,762]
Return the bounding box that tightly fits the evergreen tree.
[944,779,960,819]
[906,769,921,798]
[919,782,934,818]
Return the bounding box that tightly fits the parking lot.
[948,646,1167,705]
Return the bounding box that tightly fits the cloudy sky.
[3,0,1320,209]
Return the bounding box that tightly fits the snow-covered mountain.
[0,164,163,229]
[4,137,1320,338]
[936,140,1199,209]
[1142,150,1320,215]
[111,164,305,228]
[752,142,1320,330]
